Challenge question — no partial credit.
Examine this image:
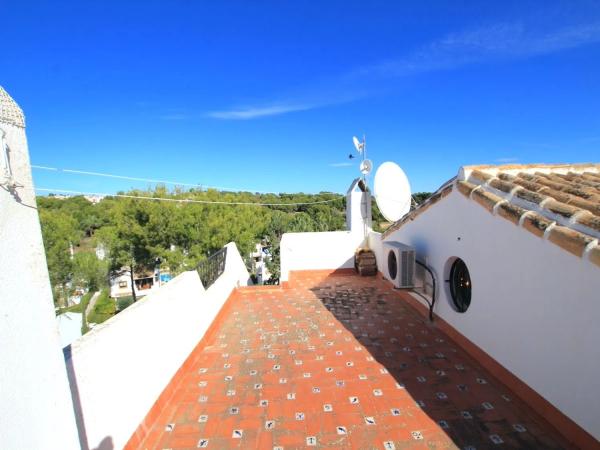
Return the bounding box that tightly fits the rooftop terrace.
[126,271,571,450]
[2,81,598,450]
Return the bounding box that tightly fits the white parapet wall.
[1,94,81,450]
[367,231,383,270]
[65,242,250,450]
[280,230,365,281]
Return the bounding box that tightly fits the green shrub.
[87,289,115,325]
[116,296,134,312]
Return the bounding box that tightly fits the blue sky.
[2,1,600,194]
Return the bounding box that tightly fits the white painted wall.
[109,272,132,298]
[367,231,383,268]
[346,178,372,232]
[382,188,600,440]
[56,312,83,348]
[280,230,365,281]
[0,121,81,449]
[65,242,250,450]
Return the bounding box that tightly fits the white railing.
[64,242,250,450]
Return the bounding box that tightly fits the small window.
[449,258,472,313]
[118,281,127,288]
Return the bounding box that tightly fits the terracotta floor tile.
[128,273,574,449]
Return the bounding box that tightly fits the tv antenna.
[351,135,372,179]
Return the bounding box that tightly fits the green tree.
[72,252,108,292]
[39,188,349,292]
[106,199,156,302]
[38,209,80,306]
[413,192,432,205]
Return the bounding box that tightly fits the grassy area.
[58,289,134,335]
[79,292,94,334]
[116,296,134,312]
[87,289,115,325]
[55,291,94,334]
[73,236,96,254]
[56,291,92,314]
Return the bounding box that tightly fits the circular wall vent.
[449,258,472,313]
[387,250,398,280]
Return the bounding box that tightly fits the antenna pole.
[363,134,366,162]
[362,134,367,184]
[362,134,368,240]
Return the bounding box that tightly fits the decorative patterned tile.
[231,429,243,438]
[128,274,572,450]
[306,436,317,446]
[411,431,424,440]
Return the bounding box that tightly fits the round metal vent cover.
[387,250,397,280]
[449,258,472,313]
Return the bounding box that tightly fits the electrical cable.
[414,259,436,322]
[31,164,278,194]
[33,187,343,207]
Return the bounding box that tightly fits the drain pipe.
[415,260,436,322]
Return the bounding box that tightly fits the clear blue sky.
[2,1,600,194]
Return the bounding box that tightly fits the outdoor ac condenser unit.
[383,241,415,289]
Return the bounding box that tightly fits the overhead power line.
[31,164,276,194]
[34,187,343,207]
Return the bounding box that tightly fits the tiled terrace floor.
[129,272,571,449]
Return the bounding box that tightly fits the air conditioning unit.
[383,241,415,289]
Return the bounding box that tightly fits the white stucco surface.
[280,230,365,281]
[0,122,81,449]
[56,312,83,348]
[380,188,600,440]
[65,242,250,450]
[346,178,372,232]
[367,231,383,268]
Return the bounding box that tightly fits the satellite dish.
[352,136,364,153]
[359,159,372,175]
[374,162,412,222]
